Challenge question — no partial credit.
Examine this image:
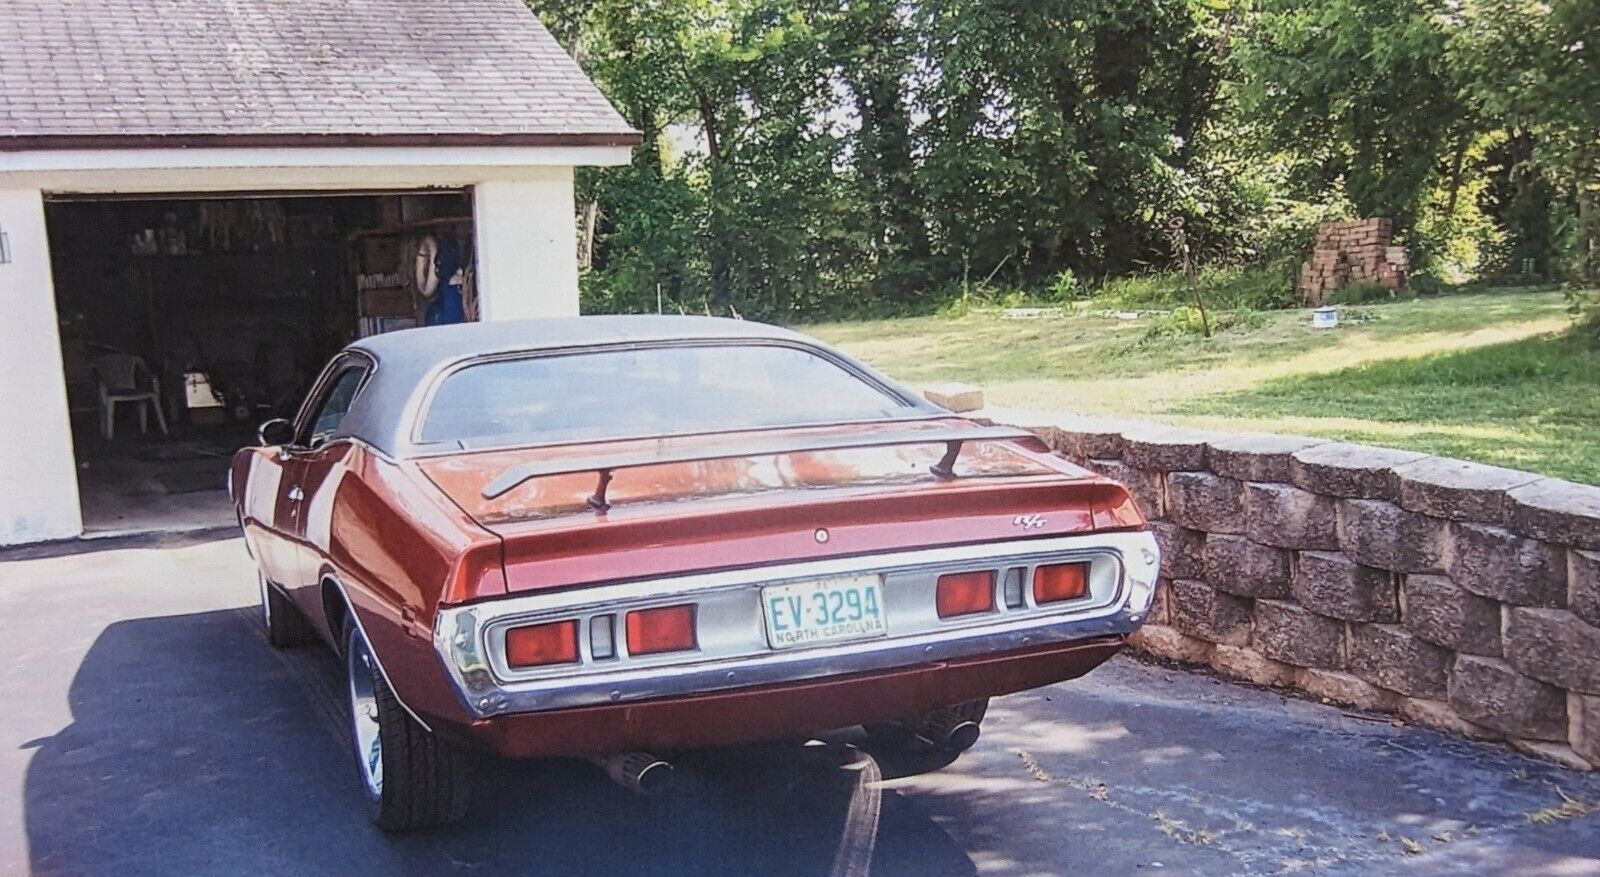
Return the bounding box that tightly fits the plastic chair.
[94,353,169,440]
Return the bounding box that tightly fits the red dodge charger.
[230,315,1158,831]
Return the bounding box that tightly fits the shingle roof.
[0,0,639,149]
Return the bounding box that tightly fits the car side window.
[299,365,368,448]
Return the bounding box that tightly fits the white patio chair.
[94,353,168,440]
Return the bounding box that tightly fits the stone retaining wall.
[988,409,1600,770]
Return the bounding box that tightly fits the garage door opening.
[45,190,477,536]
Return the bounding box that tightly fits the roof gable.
[0,0,638,149]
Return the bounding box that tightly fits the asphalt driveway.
[1,534,1597,876]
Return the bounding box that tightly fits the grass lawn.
[806,289,1600,485]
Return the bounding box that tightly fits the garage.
[0,0,640,546]
[44,190,476,534]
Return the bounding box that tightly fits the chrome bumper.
[434,530,1160,720]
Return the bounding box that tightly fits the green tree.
[830,0,932,300]
[533,0,1588,319]
[1234,0,1468,234]
[1465,0,1600,282]
[912,0,1232,284]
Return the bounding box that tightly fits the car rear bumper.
[431,530,1159,722]
[439,635,1125,758]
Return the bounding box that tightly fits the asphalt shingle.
[0,0,637,147]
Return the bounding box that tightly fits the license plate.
[762,574,888,650]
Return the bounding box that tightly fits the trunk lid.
[415,420,1142,595]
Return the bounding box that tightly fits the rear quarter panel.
[319,446,503,725]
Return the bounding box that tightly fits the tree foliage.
[1233,0,1467,231]
[529,0,1600,320]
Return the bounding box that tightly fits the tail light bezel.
[936,570,998,618]
[1032,561,1092,606]
[471,538,1135,685]
[624,603,700,656]
[503,619,581,669]
[932,557,1103,623]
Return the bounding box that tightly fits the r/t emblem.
[1013,514,1047,531]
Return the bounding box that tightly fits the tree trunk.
[578,200,600,271]
[845,1,927,300]
[634,103,661,176]
[1089,17,1153,276]
[1580,183,1597,283]
[1444,129,1472,216]
[693,86,733,308]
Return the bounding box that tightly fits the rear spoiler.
[480,425,1040,511]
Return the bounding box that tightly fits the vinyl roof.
[351,315,814,369]
[0,0,639,150]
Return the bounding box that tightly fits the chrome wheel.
[346,628,384,799]
[338,617,469,830]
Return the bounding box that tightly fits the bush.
[1139,306,1270,340]
[1576,308,1600,347]
[1241,197,1356,266]
[1049,269,1088,301]
[1140,306,1209,339]
[1099,261,1299,312]
[1408,272,1447,297]
[1330,281,1401,305]
[1568,289,1600,348]
[1096,273,1187,308]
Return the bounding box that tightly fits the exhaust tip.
[918,711,982,752]
[633,759,674,796]
[943,720,981,752]
[595,752,675,797]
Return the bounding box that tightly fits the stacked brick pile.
[1299,218,1409,306]
[985,409,1600,770]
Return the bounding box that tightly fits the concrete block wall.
[989,409,1600,771]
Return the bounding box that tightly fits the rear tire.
[344,621,469,832]
[259,574,316,648]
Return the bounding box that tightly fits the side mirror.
[257,418,296,447]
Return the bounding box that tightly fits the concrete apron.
[0,536,1597,876]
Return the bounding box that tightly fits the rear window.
[419,343,913,447]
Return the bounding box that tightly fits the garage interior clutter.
[45,190,480,535]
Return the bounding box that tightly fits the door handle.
[287,486,305,502]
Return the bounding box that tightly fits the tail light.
[936,571,995,618]
[505,620,580,668]
[626,604,698,655]
[1033,563,1089,605]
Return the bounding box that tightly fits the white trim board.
[0,145,631,193]
[0,145,632,172]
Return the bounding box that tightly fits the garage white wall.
[0,147,621,544]
[473,174,581,320]
[0,188,83,545]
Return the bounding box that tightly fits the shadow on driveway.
[16,559,1600,876]
[21,607,976,877]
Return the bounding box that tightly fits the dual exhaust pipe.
[915,709,983,752]
[593,751,674,797]
[871,702,985,753]
[594,703,981,797]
